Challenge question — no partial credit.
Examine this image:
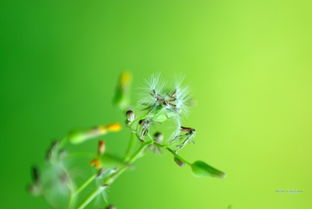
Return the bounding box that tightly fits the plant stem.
[76,141,152,209]
[77,186,105,209]
[166,147,191,165]
[75,174,97,195]
[124,132,135,161]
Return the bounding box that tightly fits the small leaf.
[191,160,225,178]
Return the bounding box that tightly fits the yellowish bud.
[89,159,102,169]
[120,71,132,89]
[98,140,106,156]
[106,123,122,132]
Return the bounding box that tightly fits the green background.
[1,0,311,208]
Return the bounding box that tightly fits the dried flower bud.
[98,140,106,156]
[138,119,150,140]
[180,126,195,134]
[174,157,185,167]
[138,119,145,126]
[126,110,135,123]
[90,159,102,169]
[106,205,117,209]
[153,132,164,143]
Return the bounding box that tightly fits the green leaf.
[191,160,225,178]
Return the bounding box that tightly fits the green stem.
[77,186,105,209]
[166,147,191,165]
[68,174,96,209]
[76,141,152,209]
[75,174,97,196]
[124,132,136,161]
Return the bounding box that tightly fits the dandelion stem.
[76,141,152,209]
[77,186,105,209]
[75,174,96,196]
[124,132,135,161]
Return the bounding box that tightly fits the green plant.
[28,72,225,209]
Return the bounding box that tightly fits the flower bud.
[174,157,185,167]
[90,159,102,169]
[98,140,106,156]
[125,110,135,123]
[153,132,163,143]
[105,123,122,132]
[138,119,150,140]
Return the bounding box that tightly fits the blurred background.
[1,0,311,208]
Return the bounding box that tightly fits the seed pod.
[174,157,185,167]
[153,132,163,143]
[126,110,135,121]
[98,140,106,156]
[138,119,150,140]
[180,126,195,134]
[125,110,135,124]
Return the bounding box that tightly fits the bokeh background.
[1,0,311,208]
